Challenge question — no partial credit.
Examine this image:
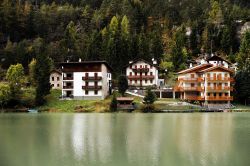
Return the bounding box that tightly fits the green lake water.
[0,113,250,166]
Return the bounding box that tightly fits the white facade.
[126,60,159,87]
[50,71,62,89]
[61,63,112,100]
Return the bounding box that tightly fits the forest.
[0,0,250,76]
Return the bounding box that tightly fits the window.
[85,73,89,77]
[140,65,142,68]
[57,84,59,87]
[207,73,210,77]
[191,83,195,87]
[150,72,153,75]
[135,72,137,76]
[145,80,148,84]
[52,77,54,81]
[135,80,137,84]
[135,65,137,68]
[57,77,60,81]
[130,72,132,76]
[130,65,132,69]
[150,80,153,83]
[85,90,88,95]
[94,90,98,95]
[208,83,211,87]
[207,93,210,96]
[51,84,54,87]
[225,73,228,77]
[191,74,194,78]
[145,65,147,68]
[150,65,152,69]
[225,83,228,86]
[94,73,97,78]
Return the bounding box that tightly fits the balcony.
[207,96,233,101]
[207,86,233,91]
[179,77,204,82]
[82,85,102,90]
[183,87,204,91]
[185,96,205,101]
[82,76,102,81]
[207,77,233,82]
[63,77,73,80]
[128,75,154,80]
[63,86,73,89]
[132,68,149,72]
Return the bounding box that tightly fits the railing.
[207,96,233,101]
[128,75,155,80]
[82,86,102,90]
[207,77,233,82]
[179,77,204,82]
[63,86,73,89]
[63,77,73,80]
[132,68,149,72]
[82,76,102,81]
[185,96,205,101]
[183,87,204,91]
[207,86,233,91]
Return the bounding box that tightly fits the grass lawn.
[232,103,250,110]
[37,90,111,112]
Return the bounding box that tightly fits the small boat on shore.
[28,109,38,113]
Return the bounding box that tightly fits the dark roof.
[117,97,134,101]
[206,55,232,64]
[51,69,62,74]
[124,58,159,69]
[60,61,113,71]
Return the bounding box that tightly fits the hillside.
[0,0,250,77]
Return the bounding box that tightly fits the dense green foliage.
[0,0,250,76]
[5,63,24,99]
[235,31,250,104]
[33,39,52,105]
[110,93,117,112]
[0,83,11,109]
[118,75,128,96]
[143,88,157,105]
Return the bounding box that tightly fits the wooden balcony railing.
[82,76,102,81]
[63,86,73,89]
[207,77,233,82]
[82,85,102,90]
[128,75,155,80]
[179,77,204,82]
[207,96,233,101]
[183,87,204,91]
[132,68,149,72]
[207,86,233,91]
[63,77,73,80]
[185,96,205,101]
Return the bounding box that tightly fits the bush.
[110,94,118,112]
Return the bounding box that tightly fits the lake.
[0,113,250,166]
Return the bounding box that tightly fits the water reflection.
[0,113,249,166]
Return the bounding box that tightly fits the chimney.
[152,58,157,64]
[79,58,82,62]
[189,63,193,68]
[66,60,69,63]
[129,61,133,64]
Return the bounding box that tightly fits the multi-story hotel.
[61,60,112,100]
[174,55,234,108]
[126,59,159,88]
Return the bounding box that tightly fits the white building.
[126,59,159,88]
[61,61,112,100]
[50,69,62,89]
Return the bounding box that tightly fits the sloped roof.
[51,69,62,74]
[177,64,213,74]
[60,61,113,71]
[199,66,234,73]
[206,55,232,64]
[125,58,159,69]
